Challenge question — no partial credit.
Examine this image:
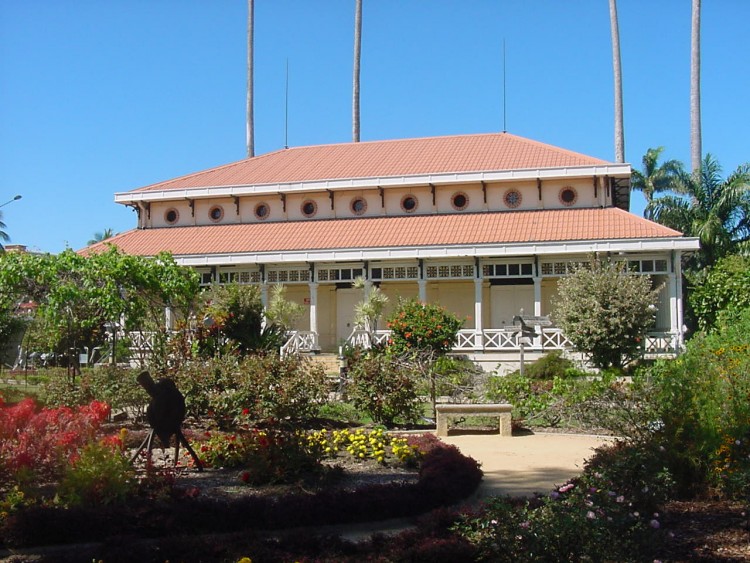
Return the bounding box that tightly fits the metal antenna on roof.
[284,58,289,149]
[502,39,507,133]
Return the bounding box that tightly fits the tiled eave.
[174,237,699,267]
[83,208,699,266]
[114,163,632,204]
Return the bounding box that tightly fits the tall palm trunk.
[609,0,625,163]
[246,0,255,157]
[352,0,362,142]
[690,0,701,173]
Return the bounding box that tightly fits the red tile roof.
[129,133,611,193]
[84,208,684,258]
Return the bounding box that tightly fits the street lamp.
[0,195,22,208]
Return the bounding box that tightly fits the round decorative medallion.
[350,197,367,216]
[208,205,224,222]
[503,189,522,209]
[165,208,179,225]
[559,187,578,206]
[301,199,318,218]
[254,202,270,220]
[451,192,469,211]
[401,194,418,213]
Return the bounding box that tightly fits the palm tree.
[88,228,115,246]
[690,0,701,172]
[609,0,625,163]
[352,0,362,142]
[647,155,750,269]
[631,147,684,215]
[246,0,255,157]
[0,212,10,251]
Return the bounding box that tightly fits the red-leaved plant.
[0,397,111,486]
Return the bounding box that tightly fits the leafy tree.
[0,247,200,370]
[630,147,684,212]
[647,155,750,270]
[199,283,300,356]
[386,299,463,417]
[689,254,750,332]
[553,258,660,370]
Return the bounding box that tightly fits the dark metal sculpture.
[130,371,203,471]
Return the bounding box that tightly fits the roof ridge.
[133,148,292,193]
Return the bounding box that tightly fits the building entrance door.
[491,285,534,328]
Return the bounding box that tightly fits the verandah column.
[308,282,319,336]
[474,276,484,350]
[674,250,685,348]
[418,279,427,302]
[533,275,542,316]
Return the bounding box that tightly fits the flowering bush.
[0,398,111,486]
[346,352,421,426]
[386,298,462,355]
[713,432,750,498]
[454,466,662,561]
[306,428,422,465]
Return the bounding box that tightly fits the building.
[91,133,699,368]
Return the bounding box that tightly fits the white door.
[336,288,361,343]
[491,285,534,328]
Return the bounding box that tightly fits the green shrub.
[57,441,135,506]
[347,352,421,426]
[172,353,330,427]
[642,308,750,497]
[41,368,92,407]
[198,428,325,485]
[553,258,660,369]
[484,369,617,429]
[418,355,483,401]
[521,350,577,379]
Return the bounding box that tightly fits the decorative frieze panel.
[370,265,419,281]
[267,268,311,284]
[540,260,589,277]
[425,264,474,279]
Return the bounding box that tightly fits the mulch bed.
[656,499,750,562]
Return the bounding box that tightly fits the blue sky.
[1,1,748,253]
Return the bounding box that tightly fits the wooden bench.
[435,403,513,437]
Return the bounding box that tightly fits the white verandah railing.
[279,331,319,358]
[123,328,678,360]
[344,327,679,356]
